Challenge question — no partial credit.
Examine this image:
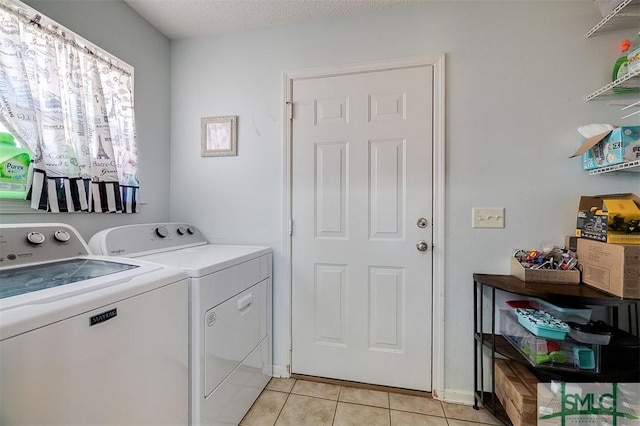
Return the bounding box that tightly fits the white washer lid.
[0,256,188,339]
[136,244,272,277]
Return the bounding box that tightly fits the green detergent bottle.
[0,132,32,199]
[613,39,639,94]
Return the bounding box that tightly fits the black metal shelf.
[476,333,638,382]
[473,274,639,425]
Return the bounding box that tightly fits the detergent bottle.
[612,39,639,93]
[627,32,640,74]
[0,132,32,199]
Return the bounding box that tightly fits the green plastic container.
[0,132,32,199]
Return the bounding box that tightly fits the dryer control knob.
[177,226,186,235]
[155,226,169,238]
[187,226,196,235]
[53,230,71,242]
[27,232,46,245]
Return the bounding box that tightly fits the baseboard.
[441,388,475,405]
[272,364,290,378]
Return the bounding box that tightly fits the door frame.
[281,54,446,399]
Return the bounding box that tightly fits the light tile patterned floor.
[241,378,502,426]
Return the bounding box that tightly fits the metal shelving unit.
[583,1,640,174]
[585,0,640,101]
[473,274,640,426]
[586,0,640,37]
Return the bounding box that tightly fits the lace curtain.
[0,0,139,212]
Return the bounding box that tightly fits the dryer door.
[204,279,267,397]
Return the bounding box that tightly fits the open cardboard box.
[575,193,640,244]
[570,126,640,170]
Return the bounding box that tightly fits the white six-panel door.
[291,65,434,390]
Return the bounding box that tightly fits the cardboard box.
[495,359,539,426]
[575,193,640,245]
[570,126,640,170]
[510,258,580,284]
[577,238,640,299]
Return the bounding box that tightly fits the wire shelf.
[586,68,640,100]
[587,0,640,37]
[588,159,640,174]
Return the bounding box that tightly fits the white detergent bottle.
[0,132,32,199]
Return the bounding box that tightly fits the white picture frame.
[201,115,237,157]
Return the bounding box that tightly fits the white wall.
[2,0,172,241]
[170,1,639,400]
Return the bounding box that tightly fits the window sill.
[0,199,147,214]
[0,199,37,214]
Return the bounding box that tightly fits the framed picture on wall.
[201,115,237,157]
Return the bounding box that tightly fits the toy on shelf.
[512,246,578,271]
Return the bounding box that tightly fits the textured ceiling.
[123,0,425,40]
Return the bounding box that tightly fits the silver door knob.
[416,241,429,252]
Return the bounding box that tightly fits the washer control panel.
[88,223,207,257]
[0,223,90,268]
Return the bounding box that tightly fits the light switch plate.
[472,207,505,228]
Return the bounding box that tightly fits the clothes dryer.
[89,223,272,426]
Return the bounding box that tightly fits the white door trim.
[281,54,446,399]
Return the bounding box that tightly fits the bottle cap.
[621,39,631,52]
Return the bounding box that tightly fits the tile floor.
[241,378,502,426]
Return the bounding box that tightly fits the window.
[0,0,139,213]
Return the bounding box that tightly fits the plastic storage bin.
[515,308,570,340]
[500,310,600,372]
[573,346,596,369]
[567,321,612,345]
[534,299,591,324]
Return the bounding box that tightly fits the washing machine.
[89,223,272,426]
[0,223,189,425]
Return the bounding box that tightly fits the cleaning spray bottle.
[0,132,32,199]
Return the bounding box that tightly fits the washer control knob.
[53,230,71,242]
[155,226,169,238]
[177,226,186,235]
[187,226,196,235]
[27,232,46,245]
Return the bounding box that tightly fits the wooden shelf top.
[473,274,633,306]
